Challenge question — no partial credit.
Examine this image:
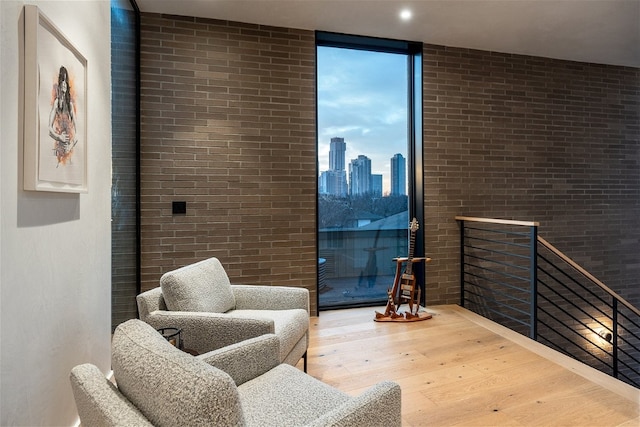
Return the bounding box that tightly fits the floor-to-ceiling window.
[317,33,422,309]
[111,0,139,330]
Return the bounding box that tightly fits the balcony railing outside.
[456,216,640,388]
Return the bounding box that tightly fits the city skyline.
[319,136,405,197]
[317,46,408,194]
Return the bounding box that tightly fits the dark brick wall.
[138,14,318,313]
[423,44,640,309]
[137,15,639,317]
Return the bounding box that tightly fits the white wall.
[1,1,112,425]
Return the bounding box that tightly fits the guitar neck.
[405,231,416,275]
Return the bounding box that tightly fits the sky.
[317,46,408,195]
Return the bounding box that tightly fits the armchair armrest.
[142,311,274,355]
[197,334,280,386]
[306,381,402,427]
[232,285,310,313]
[137,287,166,321]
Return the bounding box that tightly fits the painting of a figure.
[23,5,87,193]
[36,16,86,189]
[48,66,78,167]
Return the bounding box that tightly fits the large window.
[111,0,139,330]
[317,33,422,309]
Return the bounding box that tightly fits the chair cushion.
[228,308,309,362]
[160,257,236,313]
[112,319,244,427]
[238,364,349,427]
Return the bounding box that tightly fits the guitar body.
[375,218,432,322]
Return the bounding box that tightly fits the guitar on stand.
[374,218,432,322]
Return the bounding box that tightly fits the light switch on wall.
[172,201,186,215]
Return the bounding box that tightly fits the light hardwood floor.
[296,305,639,427]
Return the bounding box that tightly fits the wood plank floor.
[296,305,639,427]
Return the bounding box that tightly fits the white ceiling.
[136,0,640,68]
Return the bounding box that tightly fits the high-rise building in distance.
[329,137,346,171]
[319,170,348,196]
[372,174,383,197]
[319,137,348,196]
[349,155,372,196]
[390,153,406,196]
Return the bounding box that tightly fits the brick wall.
[139,14,318,313]
[423,44,640,308]
[138,15,639,316]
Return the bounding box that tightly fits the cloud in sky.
[317,46,408,193]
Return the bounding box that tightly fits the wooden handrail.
[538,237,640,318]
[455,216,540,227]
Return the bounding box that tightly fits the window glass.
[317,45,410,309]
[111,0,138,330]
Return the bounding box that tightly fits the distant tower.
[390,153,406,196]
[321,137,348,196]
[329,137,346,172]
[319,170,348,197]
[372,174,383,197]
[349,155,372,196]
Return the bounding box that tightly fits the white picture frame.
[23,5,88,193]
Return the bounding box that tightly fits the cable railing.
[455,216,640,388]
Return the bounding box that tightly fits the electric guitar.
[395,218,420,315]
[376,218,421,319]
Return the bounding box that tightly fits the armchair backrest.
[70,363,153,426]
[112,319,245,427]
[159,257,236,313]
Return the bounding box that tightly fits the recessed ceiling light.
[400,9,412,21]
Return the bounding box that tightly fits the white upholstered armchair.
[136,257,310,370]
[70,319,402,427]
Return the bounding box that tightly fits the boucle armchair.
[70,319,402,427]
[137,257,309,370]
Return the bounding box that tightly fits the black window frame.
[315,31,424,310]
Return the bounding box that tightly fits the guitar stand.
[374,257,433,323]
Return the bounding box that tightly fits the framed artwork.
[23,5,88,193]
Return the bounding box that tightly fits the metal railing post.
[460,220,465,307]
[612,298,618,379]
[530,225,538,340]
